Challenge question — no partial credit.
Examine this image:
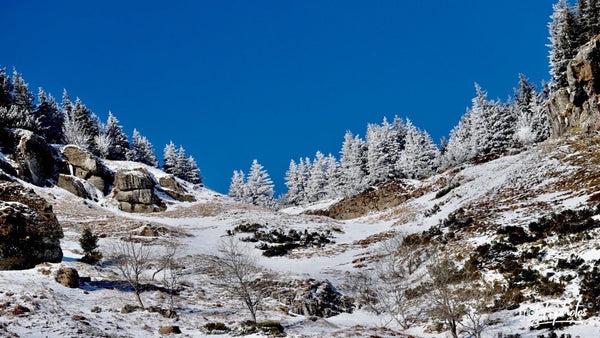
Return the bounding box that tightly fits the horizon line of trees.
[0,67,202,185]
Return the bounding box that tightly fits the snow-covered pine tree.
[245,159,275,208]
[105,111,130,160]
[163,141,178,174]
[229,170,246,201]
[184,156,202,184]
[173,146,188,179]
[549,0,580,88]
[93,120,113,159]
[34,88,64,143]
[468,84,495,158]
[442,110,474,168]
[514,75,550,146]
[297,157,311,203]
[130,129,158,167]
[397,119,440,179]
[366,118,396,185]
[578,0,600,43]
[62,108,92,149]
[62,97,99,151]
[11,69,34,116]
[0,68,12,108]
[487,100,517,155]
[325,153,342,198]
[339,131,368,197]
[307,151,328,202]
[284,159,303,205]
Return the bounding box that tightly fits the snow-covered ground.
[2,138,600,337]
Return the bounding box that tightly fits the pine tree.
[79,227,102,264]
[229,170,246,201]
[514,75,549,146]
[284,159,303,205]
[397,119,440,179]
[0,68,13,108]
[366,119,396,184]
[340,131,368,197]
[442,110,474,168]
[307,151,328,202]
[163,141,178,174]
[0,105,39,130]
[578,0,600,43]
[11,69,34,115]
[93,120,113,159]
[245,159,275,208]
[105,111,130,160]
[34,88,64,143]
[325,153,342,198]
[549,0,580,88]
[63,108,93,149]
[185,156,202,184]
[130,129,158,167]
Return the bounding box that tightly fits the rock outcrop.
[158,175,195,202]
[59,145,113,195]
[547,35,600,136]
[0,181,63,269]
[272,279,354,318]
[56,174,94,200]
[308,180,421,220]
[0,128,55,186]
[112,169,165,212]
[55,267,80,288]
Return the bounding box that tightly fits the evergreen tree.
[514,75,550,146]
[11,69,34,115]
[0,68,13,108]
[163,141,178,174]
[62,108,92,149]
[339,131,368,197]
[0,105,39,130]
[442,110,474,168]
[229,170,246,200]
[94,120,113,159]
[549,0,580,88]
[185,156,202,184]
[325,153,342,198]
[284,160,303,205]
[130,129,158,167]
[307,151,328,202]
[174,146,188,178]
[79,227,102,264]
[397,119,440,179]
[578,0,600,42]
[105,111,130,160]
[366,118,396,184]
[34,88,64,143]
[245,160,275,208]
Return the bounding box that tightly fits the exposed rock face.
[0,181,63,270]
[308,180,420,220]
[272,279,354,318]
[59,145,113,195]
[55,267,80,288]
[547,35,600,136]
[158,175,196,202]
[112,169,165,212]
[0,128,55,186]
[56,174,94,200]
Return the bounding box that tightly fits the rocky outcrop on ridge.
[548,34,600,136]
[0,181,63,270]
[111,168,166,212]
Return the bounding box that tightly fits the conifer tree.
[398,119,440,179]
[0,68,13,108]
[245,159,275,208]
[184,156,202,184]
[229,170,246,201]
[578,0,600,43]
[442,111,474,168]
[284,160,303,205]
[11,69,34,115]
[34,88,64,143]
[163,141,178,174]
[130,129,158,167]
[340,131,368,197]
[325,153,342,198]
[94,120,113,159]
[105,111,130,160]
[549,0,580,88]
[307,151,328,202]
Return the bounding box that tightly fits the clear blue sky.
[2,0,556,195]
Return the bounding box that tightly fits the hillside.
[0,134,600,337]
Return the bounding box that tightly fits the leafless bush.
[209,235,266,322]
[109,237,152,308]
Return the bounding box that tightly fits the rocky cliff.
[548,34,600,136]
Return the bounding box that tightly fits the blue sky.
[2,0,556,194]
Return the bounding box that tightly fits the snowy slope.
[2,136,600,337]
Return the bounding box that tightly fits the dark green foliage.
[435,183,460,199]
[471,241,518,271]
[105,112,130,160]
[528,207,600,238]
[34,88,64,143]
[497,226,536,245]
[239,228,332,257]
[0,68,13,108]
[556,254,584,270]
[252,321,284,335]
[441,208,473,231]
[579,260,600,318]
[203,322,230,333]
[79,227,102,264]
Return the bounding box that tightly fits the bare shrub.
[109,237,152,308]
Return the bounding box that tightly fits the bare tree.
[159,243,182,312]
[210,236,265,322]
[348,234,428,329]
[425,249,498,338]
[110,237,152,309]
